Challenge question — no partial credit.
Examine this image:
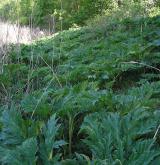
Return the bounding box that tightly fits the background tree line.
[0,0,159,31]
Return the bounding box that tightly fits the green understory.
[0,15,160,164]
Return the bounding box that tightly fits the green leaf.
[0,138,37,165]
[40,114,66,165]
[0,106,25,145]
[81,109,160,164]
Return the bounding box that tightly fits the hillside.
[0,15,160,164]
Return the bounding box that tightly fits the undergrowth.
[0,15,160,164]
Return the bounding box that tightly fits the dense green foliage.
[0,13,160,164]
[0,0,159,30]
[0,0,111,29]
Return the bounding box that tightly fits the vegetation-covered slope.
[0,15,160,164]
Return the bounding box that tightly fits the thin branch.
[121,61,160,72]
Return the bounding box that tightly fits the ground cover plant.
[0,8,160,165]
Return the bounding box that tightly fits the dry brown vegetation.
[0,21,47,45]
